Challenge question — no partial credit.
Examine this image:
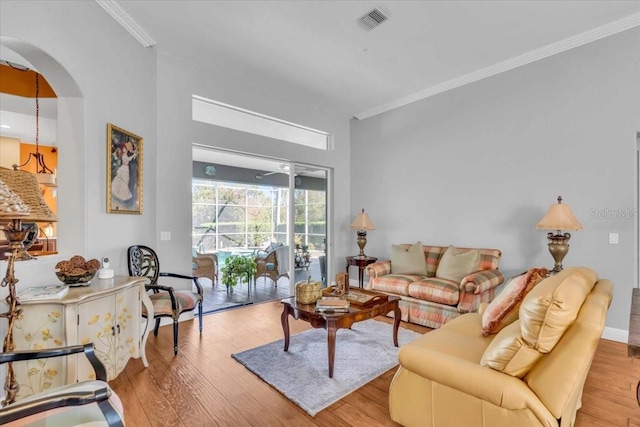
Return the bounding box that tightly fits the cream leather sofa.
[389,267,612,427]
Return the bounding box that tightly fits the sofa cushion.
[435,246,479,282]
[391,241,428,275]
[422,246,445,277]
[409,278,460,306]
[480,320,543,378]
[475,249,502,271]
[481,267,549,336]
[400,313,493,367]
[520,267,597,353]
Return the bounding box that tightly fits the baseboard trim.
[602,326,628,343]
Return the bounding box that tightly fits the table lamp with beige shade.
[350,208,375,258]
[536,196,583,275]
[0,168,58,405]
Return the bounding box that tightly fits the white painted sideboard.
[13,276,153,400]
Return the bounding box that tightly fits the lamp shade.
[0,168,57,222]
[0,180,30,217]
[350,209,375,230]
[536,196,582,231]
[36,172,57,187]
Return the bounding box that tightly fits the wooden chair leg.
[173,319,179,355]
[153,318,161,336]
[98,398,126,427]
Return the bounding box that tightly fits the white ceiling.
[193,145,327,177]
[3,1,639,168]
[0,94,57,145]
[117,0,640,119]
[193,146,283,172]
[0,46,58,145]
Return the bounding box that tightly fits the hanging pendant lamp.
[12,72,57,187]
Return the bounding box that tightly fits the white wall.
[0,1,157,286]
[351,27,640,332]
[0,1,352,297]
[154,52,352,281]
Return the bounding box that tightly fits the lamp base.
[1,219,29,406]
[356,230,368,258]
[546,232,571,274]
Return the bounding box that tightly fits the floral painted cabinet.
[76,284,140,381]
[12,303,66,400]
[14,277,153,400]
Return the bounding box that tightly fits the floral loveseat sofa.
[365,243,504,328]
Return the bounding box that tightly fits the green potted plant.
[220,254,256,290]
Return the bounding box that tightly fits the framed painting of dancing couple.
[106,123,143,214]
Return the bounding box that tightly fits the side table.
[345,255,377,288]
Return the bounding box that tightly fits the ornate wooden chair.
[0,344,125,426]
[127,245,203,355]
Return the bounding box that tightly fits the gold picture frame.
[106,123,143,214]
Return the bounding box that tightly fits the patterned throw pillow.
[435,246,479,283]
[481,267,549,336]
[391,241,428,275]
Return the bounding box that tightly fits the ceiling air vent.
[359,8,388,30]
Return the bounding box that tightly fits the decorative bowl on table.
[55,255,101,286]
[55,269,97,285]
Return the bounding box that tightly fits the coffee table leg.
[281,305,290,352]
[392,303,401,347]
[327,320,337,378]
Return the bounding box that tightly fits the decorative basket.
[55,269,97,285]
[295,280,323,304]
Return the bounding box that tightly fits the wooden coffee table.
[280,291,401,378]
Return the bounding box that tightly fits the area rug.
[231,319,423,416]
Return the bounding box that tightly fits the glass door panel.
[290,164,328,294]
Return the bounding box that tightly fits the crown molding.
[354,13,640,120]
[95,0,157,48]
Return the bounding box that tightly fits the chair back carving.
[128,245,160,291]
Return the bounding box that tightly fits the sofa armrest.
[461,269,504,294]
[365,261,391,279]
[398,345,552,418]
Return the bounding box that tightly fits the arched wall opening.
[0,36,87,260]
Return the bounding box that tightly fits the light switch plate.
[608,232,619,244]
[160,231,171,241]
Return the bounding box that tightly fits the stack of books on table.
[18,285,69,301]
[315,297,349,313]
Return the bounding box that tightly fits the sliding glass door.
[192,148,329,309]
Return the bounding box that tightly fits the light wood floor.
[110,301,640,426]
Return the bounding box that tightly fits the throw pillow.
[435,246,479,283]
[481,267,549,336]
[480,320,543,378]
[391,241,427,275]
[520,267,597,353]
